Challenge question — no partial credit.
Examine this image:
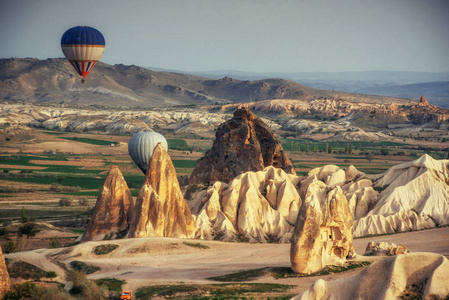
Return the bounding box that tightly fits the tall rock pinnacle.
[189,107,295,185]
[81,166,134,241]
[128,143,197,238]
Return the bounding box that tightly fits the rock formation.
[353,154,449,237]
[365,241,408,256]
[293,253,449,300]
[290,178,355,274]
[128,143,196,238]
[189,107,295,185]
[418,95,430,107]
[190,166,301,242]
[81,166,134,241]
[0,245,11,298]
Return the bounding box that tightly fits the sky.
[1,0,449,73]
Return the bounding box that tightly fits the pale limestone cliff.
[128,143,197,238]
[81,166,134,241]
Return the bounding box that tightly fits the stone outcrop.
[293,253,449,300]
[0,245,11,298]
[365,241,408,256]
[189,107,295,185]
[290,177,355,274]
[190,166,301,242]
[81,166,134,241]
[128,143,196,238]
[418,95,430,107]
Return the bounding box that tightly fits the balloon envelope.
[128,132,168,174]
[61,26,105,79]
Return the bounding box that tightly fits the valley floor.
[5,227,449,297]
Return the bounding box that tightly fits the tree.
[325,143,329,154]
[21,207,29,223]
[18,222,40,238]
[380,149,389,156]
[366,153,374,163]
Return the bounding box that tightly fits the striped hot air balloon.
[61,26,105,83]
[128,132,168,174]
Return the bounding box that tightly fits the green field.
[60,137,117,146]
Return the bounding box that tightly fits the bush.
[78,197,89,206]
[3,240,16,253]
[67,269,107,299]
[59,197,72,206]
[0,226,7,236]
[49,237,61,248]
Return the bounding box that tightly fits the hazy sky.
[1,0,448,73]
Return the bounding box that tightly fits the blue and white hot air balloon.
[128,132,168,174]
[61,26,105,83]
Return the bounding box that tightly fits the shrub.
[78,197,89,206]
[49,237,61,248]
[0,226,7,236]
[3,240,16,253]
[182,242,209,249]
[59,197,72,206]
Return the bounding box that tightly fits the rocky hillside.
[1,58,409,108]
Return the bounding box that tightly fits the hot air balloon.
[128,132,168,174]
[61,26,105,83]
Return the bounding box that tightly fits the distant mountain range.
[0,58,412,108]
[154,68,449,107]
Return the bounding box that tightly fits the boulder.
[293,253,449,300]
[290,183,354,274]
[81,166,134,241]
[189,107,295,185]
[0,245,11,298]
[365,241,408,256]
[128,143,197,238]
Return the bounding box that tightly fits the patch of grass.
[182,242,210,249]
[70,260,101,274]
[270,261,372,278]
[207,267,268,282]
[6,261,50,280]
[93,244,119,255]
[208,262,372,282]
[167,139,191,151]
[135,283,294,300]
[172,160,197,168]
[69,229,85,234]
[95,278,126,292]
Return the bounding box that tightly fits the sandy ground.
[5,227,449,296]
